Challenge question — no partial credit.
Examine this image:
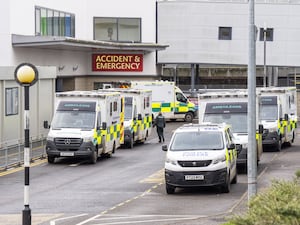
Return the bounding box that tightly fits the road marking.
[50,213,88,225]
[0,159,47,177]
[76,183,163,225]
[139,168,164,183]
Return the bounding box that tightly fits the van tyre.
[221,173,230,193]
[184,112,194,122]
[231,172,237,184]
[276,139,282,152]
[90,150,98,164]
[166,183,175,194]
[128,136,134,149]
[47,156,55,164]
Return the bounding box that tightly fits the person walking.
[154,112,166,143]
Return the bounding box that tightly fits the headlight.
[212,156,226,164]
[83,137,93,142]
[124,124,131,129]
[47,135,54,142]
[267,127,278,133]
[165,156,177,165]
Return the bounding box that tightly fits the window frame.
[259,27,274,42]
[35,6,75,37]
[93,17,141,43]
[5,87,19,116]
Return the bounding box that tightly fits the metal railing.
[0,136,47,171]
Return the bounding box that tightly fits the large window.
[35,6,75,37]
[6,88,18,116]
[94,17,141,42]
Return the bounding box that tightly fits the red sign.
[92,54,143,72]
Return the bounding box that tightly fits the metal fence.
[0,136,47,171]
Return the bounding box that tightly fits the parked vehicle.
[104,80,197,122]
[162,123,237,194]
[44,90,123,164]
[198,90,263,168]
[257,86,297,151]
[100,88,152,148]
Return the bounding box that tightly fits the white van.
[162,123,237,194]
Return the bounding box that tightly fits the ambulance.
[100,88,152,148]
[162,123,237,194]
[131,81,197,122]
[198,90,263,168]
[44,90,123,164]
[257,87,297,151]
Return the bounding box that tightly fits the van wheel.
[166,183,175,194]
[143,131,148,143]
[231,172,237,184]
[129,136,134,149]
[276,139,282,152]
[184,112,194,122]
[47,156,55,164]
[221,173,230,193]
[90,150,98,164]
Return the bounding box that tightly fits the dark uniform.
[155,112,166,142]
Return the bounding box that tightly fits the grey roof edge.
[11,34,169,52]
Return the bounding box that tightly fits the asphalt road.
[0,121,300,225]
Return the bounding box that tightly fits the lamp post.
[14,63,38,225]
[263,22,267,87]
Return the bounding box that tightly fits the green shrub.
[224,173,300,225]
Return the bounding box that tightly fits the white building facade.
[157,0,300,88]
[0,0,167,146]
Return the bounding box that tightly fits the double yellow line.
[0,159,47,177]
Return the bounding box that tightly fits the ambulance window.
[146,96,150,108]
[113,101,118,112]
[176,93,187,103]
[110,102,112,116]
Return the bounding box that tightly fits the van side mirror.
[227,143,235,150]
[101,122,107,130]
[258,124,264,134]
[138,114,142,120]
[43,120,50,129]
[162,145,168,151]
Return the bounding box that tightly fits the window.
[94,17,141,42]
[259,28,274,41]
[218,27,232,40]
[6,88,18,116]
[113,101,118,112]
[35,6,75,37]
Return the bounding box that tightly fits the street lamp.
[263,22,267,87]
[14,63,38,225]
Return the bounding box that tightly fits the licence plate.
[60,152,74,157]
[185,175,204,180]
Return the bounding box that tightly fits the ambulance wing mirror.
[138,114,142,120]
[101,122,107,130]
[227,143,235,150]
[284,114,289,121]
[258,124,264,134]
[43,120,50,129]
